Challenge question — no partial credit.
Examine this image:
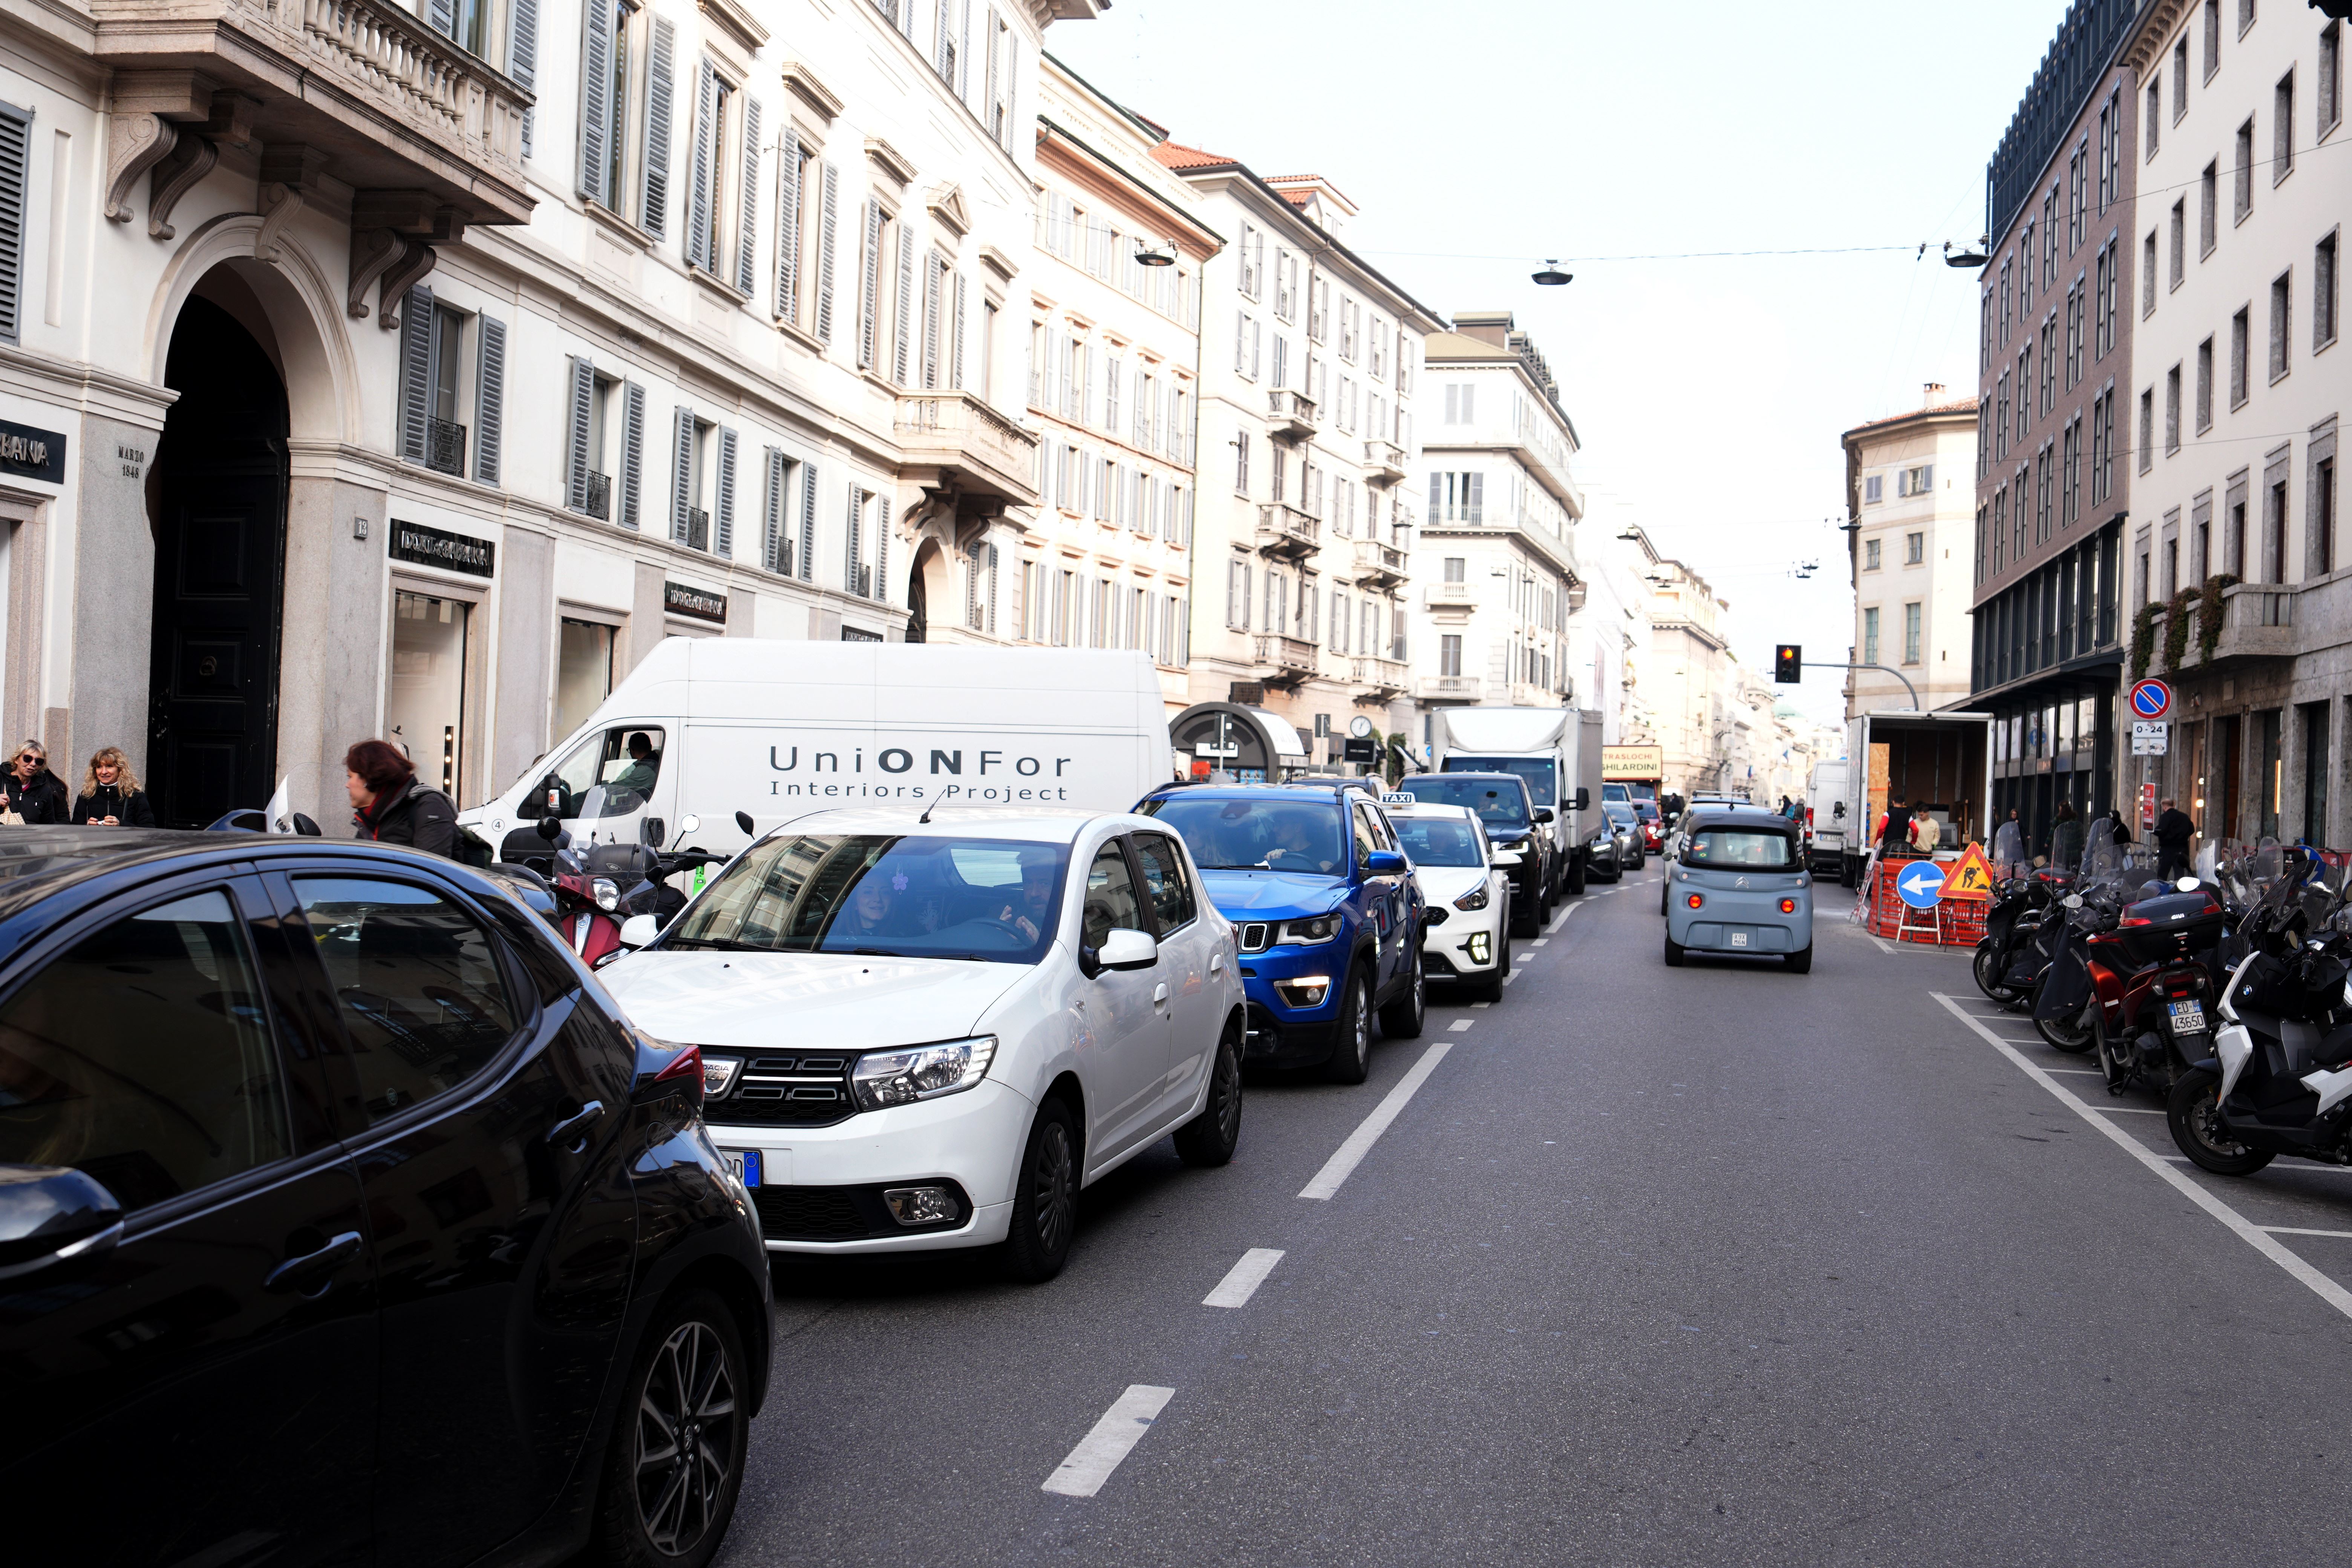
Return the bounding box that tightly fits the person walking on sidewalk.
[2154,798,2196,879]
[3,740,70,825]
[70,747,157,827]
[345,739,456,856]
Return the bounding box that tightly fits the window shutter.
[686,59,717,269]
[578,0,611,200]
[671,406,695,542]
[798,461,817,580]
[922,253,942,388]
[565,357,594,512]
[1134,369,1148,446]
[619,381,646,528]
[427,0,455,37]
[876,495,889,602]
[775,126,801,321]
[510,0,539,156]
[893,222,916,384]
[761,447,785,571]
[398,285,433,463]
[951,272,968,388]
[642,18,676,238]
[936,0,956,77]
[858,199,882,368]
[845,484,863,593]
[735,97,761,296]
[0,103,30,343]
[714,427,738,556]
[1234,310,1245,374]
[815,164,839,341]
[473,314,506,486]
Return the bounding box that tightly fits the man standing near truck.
[1877,792,1916,855]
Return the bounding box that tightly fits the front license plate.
[2168,1000,2207,1034]
[723,1148,763,1187]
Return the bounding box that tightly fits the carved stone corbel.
[346,227,403,320]
[105,114,178,224]
[147,133,218,240]
[377,241,438,330]
[254,181,305,261]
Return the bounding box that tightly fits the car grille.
[752,1186,869,1240]
[709,1054,856,1127]
[1238,922,1271,953]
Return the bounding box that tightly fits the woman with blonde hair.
[71,746,157,827]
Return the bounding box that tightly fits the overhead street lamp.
[1531,259,1573,286]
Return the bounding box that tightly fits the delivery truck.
[457,639,1173,862]
[1805,760,1850,876]
[1835,711,1994,887]
[1429,706,1605,896]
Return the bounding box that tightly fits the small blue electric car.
[1663,807,1814,973]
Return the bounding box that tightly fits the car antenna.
[917,796,937,825]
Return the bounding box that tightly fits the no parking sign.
[2128,678,2173,721]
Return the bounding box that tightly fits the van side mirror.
[735,811,756,836]
[1570,789,1589,812]
[1533,808,1554,824]
[640,817,665,847]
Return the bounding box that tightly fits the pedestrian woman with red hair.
[344,738,456,856]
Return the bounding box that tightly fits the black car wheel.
[1325,969,1372,1084]
[595,1291,748,1568]
[1173,1024,1243,1167]
[1510,881,1542,936]
[1003,1099,1080,1281]
[1378,947,1426,1038]
[1565,852,1586,896]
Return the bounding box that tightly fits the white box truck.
[1428,707,1605,895]
[456,639,1173,862]
[1835,711,1994,887]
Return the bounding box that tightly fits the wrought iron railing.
[425,418,466,476]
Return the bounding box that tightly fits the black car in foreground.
[0,829,770,1568]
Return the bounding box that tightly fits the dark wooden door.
[149,296,288,828]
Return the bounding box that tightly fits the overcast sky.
[1051,0,2074,726]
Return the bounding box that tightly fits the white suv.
[601,807,1245,1281]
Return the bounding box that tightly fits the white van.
[457,639,1173,862]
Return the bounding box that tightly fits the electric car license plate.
[722,1149,763,1187]
[2167,1001,2206,1035]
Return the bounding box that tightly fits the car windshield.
[663,835,1069,963]
[1142,797,1348,874]
[1390,777,1529,827]
[1604,805,1636,828]
[1634,803,1659,822]
[1443,756,1556,807]
[1390,816,1484,868]
[1683,828,1798,869]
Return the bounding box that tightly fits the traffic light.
[1773,644,1802,683]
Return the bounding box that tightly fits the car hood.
[1413,865,1490,905]
[601,949,1032,1050]
[1196,868,1347,920]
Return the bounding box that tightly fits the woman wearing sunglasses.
[3,740,70,825]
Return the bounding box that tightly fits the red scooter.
[537,808,732,968]
[2086,879,2229,1095]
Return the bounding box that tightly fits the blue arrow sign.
[1895,860,1946,908]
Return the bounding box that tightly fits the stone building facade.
[1841,387,1981,717]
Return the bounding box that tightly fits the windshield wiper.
[664,936,770,952]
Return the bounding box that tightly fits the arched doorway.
[147,289,289,827]
[906,537,949,644]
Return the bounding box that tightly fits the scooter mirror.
[2063,893,2084,909]
[2177,875,2200,893]
[676,815,700,836]
[536,816,564,842]
[735,810,756,836]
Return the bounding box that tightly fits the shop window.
[556,618,616,740]
[388,591,470,799]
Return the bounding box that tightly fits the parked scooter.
[2087,873,2230,1096]
[2027,822,2152,1052]
[1974,822,2061,1004]
[2168,848,2352,1175]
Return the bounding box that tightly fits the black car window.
[1129,834,1197,933]
[1684,829,1798,870]
[0,887,288,1211]
[292,876,518,1125]
[1082,842,1147,947]
[1351,805,1378,870]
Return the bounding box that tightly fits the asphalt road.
[717,870,2352,1566]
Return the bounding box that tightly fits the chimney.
[1923,381,1946,404]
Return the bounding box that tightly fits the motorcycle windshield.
[2076,817,2116,880]
[1992,822,2026,873]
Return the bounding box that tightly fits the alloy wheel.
[1212,1038,1242,1144]
[633,1320,739,1558]
[1031,1119,1076,1254]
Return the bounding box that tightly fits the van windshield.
[664,835,1070,963]
[1442,756,1555,807]
[1390,776,1531,827]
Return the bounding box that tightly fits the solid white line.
[2103,1106,2167,1115]
[1202,1248,1285,1308]
[2045,1067,2103,1075]
[1447,1018,1475,1032]
[1298,1041,1455,1201]
[1931,992,2352,1325]
[1041,1385,1175,1497]
[2264,1227,2352,1239]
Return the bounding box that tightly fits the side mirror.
[0,1164,124,1281]
[640,817,665,847]
[735,810,756,836]
[1570,789,1589,812]
[676,815,700,836]
[1366,849,1408,877]
[617,913,661,950]
[290,813,322,837]
[1533,808,1555,824]
[537,816,565,842]
[1088,927,1158,975]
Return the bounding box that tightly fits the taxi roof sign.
[1383,792,1413,804]
[1942,842,1996,902]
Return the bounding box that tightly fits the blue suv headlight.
[1278,913,1343,946]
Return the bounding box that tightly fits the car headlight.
[592,876,621,912]
[1453,884,1491,911]
[1278,913,1344,946]
[849,1035,999,1110]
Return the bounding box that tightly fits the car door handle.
[548,1099,606,1151]
[1153,982,1169,1004]
[1209,952,1223,973]
[265,1230,362,1295]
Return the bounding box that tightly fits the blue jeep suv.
[1136,783,1425,1082]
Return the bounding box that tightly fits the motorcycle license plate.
[2168,1000,2207,1035]
[722,1149,762,1187]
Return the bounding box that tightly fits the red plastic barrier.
[1860,858,1987,946]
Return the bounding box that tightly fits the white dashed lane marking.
[1041,1385,1175,1498]
[1202,1248,1285,1308]
[1298,1042,1456,1201]
[1447,1018,1476,1031]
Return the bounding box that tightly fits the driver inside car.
[604,732,661,805]
[993,856,1060,944]
[1262,810,1338,873]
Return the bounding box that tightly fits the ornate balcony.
[1348,536,1407,588]
[1352,657,1409,697]
[1427,580,1475,606]
[1416,675,1481,703]
[1254,502,1320,560]
[95,0,536,278]
[1363,439,1407,485]
[895,390,1043,510]
[1253,634,1320,684]
[1266,389,1318,443]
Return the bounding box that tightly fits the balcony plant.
[2161,587,2199,672]
[2196,573,2239,663]
[2128,601,2165,681]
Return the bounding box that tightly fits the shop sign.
[0,419,67,484]
[1601,744,1663,780]
[390,519,496,577]
[665,581,728,624]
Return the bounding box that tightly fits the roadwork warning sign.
[1942,842,1996,902]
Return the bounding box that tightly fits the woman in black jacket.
[70,747,158,827]
[345,738,456,857]
[4,739,70,824]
